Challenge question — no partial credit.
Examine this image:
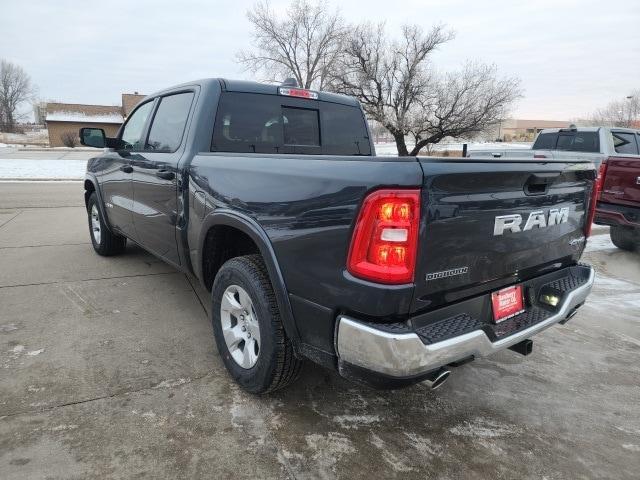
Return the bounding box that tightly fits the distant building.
[494,119,571,142]
[121,92,145,117]
[45,92,146,147]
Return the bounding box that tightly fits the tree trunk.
[409,141,426,156]
[393,132,409,156]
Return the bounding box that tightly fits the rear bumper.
[595,202,640,228]
[336,265,595,379]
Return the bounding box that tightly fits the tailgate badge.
[493,207,569,236]
[426,267,469,281]
[569,236,585,247]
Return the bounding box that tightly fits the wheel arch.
[84,174,114,233]
[197,210,301,348]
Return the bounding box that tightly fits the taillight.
[347,189,420,284]
[597,161,608,201]
[585,160,608,237]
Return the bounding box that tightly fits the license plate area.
[491,285,525,323]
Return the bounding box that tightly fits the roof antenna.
[281,78,298,87]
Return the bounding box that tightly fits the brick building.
[45,92,145,147]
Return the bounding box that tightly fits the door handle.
[156,170,175,180]
[120,165,133,173]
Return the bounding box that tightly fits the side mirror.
[80,127,106,148]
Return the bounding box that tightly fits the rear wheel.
[211,254,302,394]
[87,193,127,256]
[609,225,639,252]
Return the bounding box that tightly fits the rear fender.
[197,210,301,348]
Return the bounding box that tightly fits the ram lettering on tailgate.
[493,207,570,236]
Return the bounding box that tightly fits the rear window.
[612,132,639,155]
[533,131,600,152]
[212,92,371,155]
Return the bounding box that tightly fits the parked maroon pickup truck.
[594,129,640,251]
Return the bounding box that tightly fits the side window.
[212,93,284,153]
[146,92,194,152]
[532,132,557,149]
[121,101,154,150]
[321,103,371,155]
[612,132,639,155]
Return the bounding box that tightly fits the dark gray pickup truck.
[80,79,596,393]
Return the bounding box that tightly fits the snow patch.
[369,433,414,472]
[46,111,123,123]
[333,414,380,429]
[622,444,640,452]
[153,377,189,389]
[50,424,79,432]
[0,159,86,179]
[26,349,44,356]
[585,234,616,253]
[305,432,355,477]
[449,417,522,438]
[0,324,19,333]
[403,432,443,457]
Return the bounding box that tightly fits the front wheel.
[87,192,127,256]
[609,225,639,252]
[211,254,302,394]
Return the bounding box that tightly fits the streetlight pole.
[626,96,635,127]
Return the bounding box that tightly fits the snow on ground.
[585,231,616,253]
[0,159,86,180]
[46,112,123,123]
[374,141,532,156]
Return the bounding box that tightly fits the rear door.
[412,158,595,312]
[131,91,195,265]
[99,100,155,239]
[601,131,640,207]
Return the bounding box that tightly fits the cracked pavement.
[1,182,639,479]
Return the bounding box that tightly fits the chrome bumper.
[336,267,595,378]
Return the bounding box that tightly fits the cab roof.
[146,78,360,108]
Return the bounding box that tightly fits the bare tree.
[589,91,640,127]
[237,0,346,89]
[0,60,36,132]
[332,23,522,156]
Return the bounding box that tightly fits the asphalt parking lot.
[1,182,639,479]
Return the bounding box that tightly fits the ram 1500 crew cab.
[80,79,597,393]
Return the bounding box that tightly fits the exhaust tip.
[426,368,450,390]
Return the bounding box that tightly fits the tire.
[87,192,127,256]
[609,225,639,252]
[211,254,302,394]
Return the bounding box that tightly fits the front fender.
[84,173,114,234]
[197,210,301,348]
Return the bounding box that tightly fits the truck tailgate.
[601,157,640,207]
[412,158,595,313]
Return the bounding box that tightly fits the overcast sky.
[2,0,639,120]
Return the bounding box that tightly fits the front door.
[99,100,155,240]
[131,91,195,265]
